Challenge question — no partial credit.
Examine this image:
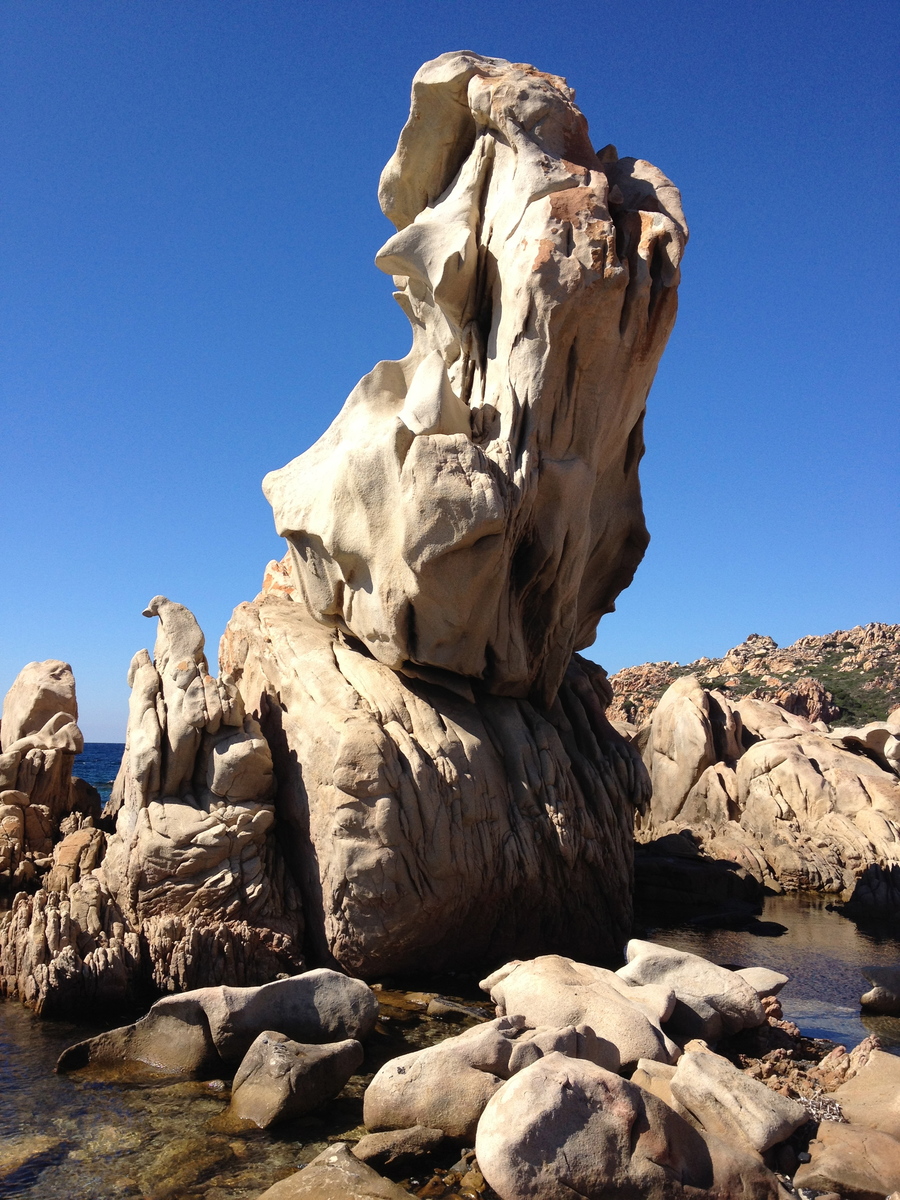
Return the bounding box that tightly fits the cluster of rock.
[55,941,900,1200]
[609,624,900,728]
[0,661,115,1012]
[0,659,101,886]
[0,50,688,1014]
[628,671,900,912]
[0,598,304,1015]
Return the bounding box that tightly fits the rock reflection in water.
[643,891,900,1050]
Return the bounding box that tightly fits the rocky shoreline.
[12,939,894,1200]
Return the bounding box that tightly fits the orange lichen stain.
[549,186,600,225]
[262,554,297,598]
[532,238,556,270]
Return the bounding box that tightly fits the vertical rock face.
[99,598,304,993]
[225,51,681,975]
[264,51,686,706]
[0,603,304,1015]
[221,594,647,975]
[0,660,97,889]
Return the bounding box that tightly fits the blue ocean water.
[72,743,124,804]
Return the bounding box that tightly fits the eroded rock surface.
[636,674,900,901]
[474,1052,781,1200]
[480,954,678,1070]
[263,51,686,706]
[57,969,377,1075]
[224,596,647,974]
[228,1031,363,1128]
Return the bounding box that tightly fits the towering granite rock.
[0,52,685,1008]
[264,52,686,706]
[226,52,685,974]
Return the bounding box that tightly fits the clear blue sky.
[2,0,898,741]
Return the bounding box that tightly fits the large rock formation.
[0,603,304,1014]
[0,660,102,891]
[263,51,686,705]
[222,51,684,975]
[223,594,648,975]
[635,673,900,901]
[0,51,684,1007]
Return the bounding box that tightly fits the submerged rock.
[57,969,378,1075]
[228,1031,363,1128]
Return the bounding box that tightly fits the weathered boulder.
[481,955,678,1069]
[364,1016,520,1142]
[255,1143,414,1199]
[263,52,686,706]
[57,969,378,1074]
[1,660,79,752]
[831,1048,900,1137]
[735,967,788,999]
[228,1031,363,1127]
[475,1052,781,1199]
[363,1013,619,1142]
[224,598,648,975]
[669,1049,807,1152]
[616,940,765,1041]
[352,1126,446,1170]
[794,1120,900,1200]
[0,660,88,862]
[861,965,900,1012]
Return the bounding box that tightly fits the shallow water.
[647,891,900,1050]
[0,988,487,1199]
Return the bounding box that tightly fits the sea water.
[73,743,124,805]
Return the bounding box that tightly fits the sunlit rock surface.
[264,51,686,705]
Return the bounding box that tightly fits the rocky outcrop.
[635,673,900,901]
[2,50,683,1004]
[263,51,686,707]
[223,594,647,975]
[610,622,900,728]
[0,660,99,891]
[0,600,304,1014]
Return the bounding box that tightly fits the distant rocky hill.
[608,622,900,728]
